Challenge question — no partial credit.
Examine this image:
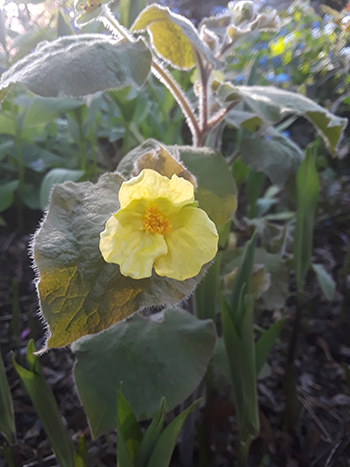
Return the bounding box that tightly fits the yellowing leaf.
[33,173,207,349]
[131,5,222,70]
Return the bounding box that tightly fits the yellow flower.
[99,169,218,280]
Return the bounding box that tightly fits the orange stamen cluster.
[143,206,172,234]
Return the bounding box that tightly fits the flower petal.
[119,169,195,209]
[100,212,168,279]
[154,207,218,281]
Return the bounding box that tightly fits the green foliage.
[219,84,347,158]
[33,171,212,349]
[293,146,320,292]
[0,35,152,99]
[220,234,259,462]
[72,309,216,437]
[12,340,75,467]
[116,387,199,467]
[131,4,222,70]
[0,350,16,445]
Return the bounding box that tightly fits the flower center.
[143,206,173,234]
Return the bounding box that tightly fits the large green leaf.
[33,174,207,349]
[131,5,222,70]
[240,127,304,186]
[219,84,347,156]
[117,139,237,226]
[72,309,216,438]
[0,35,152,100]
[24,96,84,126]
[40,168,84,210]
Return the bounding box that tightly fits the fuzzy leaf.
[240,127,304,186]
[33,174,207,349]
[0,35,152,100]
[72,309,216,438]
[131,5,222,70]
[219,84,347,156]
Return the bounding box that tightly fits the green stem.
[283,291,302,432]
[12,101,23,228]
[101,11,200,146]
[236,438,250,467]
[77,115,87,172]
[151,60,200,146]
[122,122,130,154]
[201,362,214,466]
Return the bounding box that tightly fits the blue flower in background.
[275,73,290,84]
[278,27,288,36]
[266,71,275,82]
[312,21,320,28]
[272,56,281,67]
[234,74,245,84]
[282,130,291,138]
[259,55,268,66]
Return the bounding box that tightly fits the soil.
[1,187,350,467]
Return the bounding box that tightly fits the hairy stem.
[151,60,200,146]
[101,11,200,146]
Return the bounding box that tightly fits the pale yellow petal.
[154,207,218,281]
[99,211,168,279]
[119,169,195,209]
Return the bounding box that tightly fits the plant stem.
[101,11,200,146]
[151,60,200,146]
[236,438,250,467]
[77,112,87,172]
[12,101,23,228]
[283,290,303,432]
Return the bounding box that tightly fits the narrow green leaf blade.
[134,398,166,467]
[220,293,259,441]
[12,344,75,467]
[255,319,286,377]
[195,253,221,321]
[0,350,16,444]
[312,263,336,302]
[74,437,88,467]
[293,150,319,292]
[145,400,200,467]
[230,232,257,327]
[117,387,143,462]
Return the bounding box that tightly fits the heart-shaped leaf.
[0,35,152,101]
[33,173,207,349]
[72,308,216,438]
